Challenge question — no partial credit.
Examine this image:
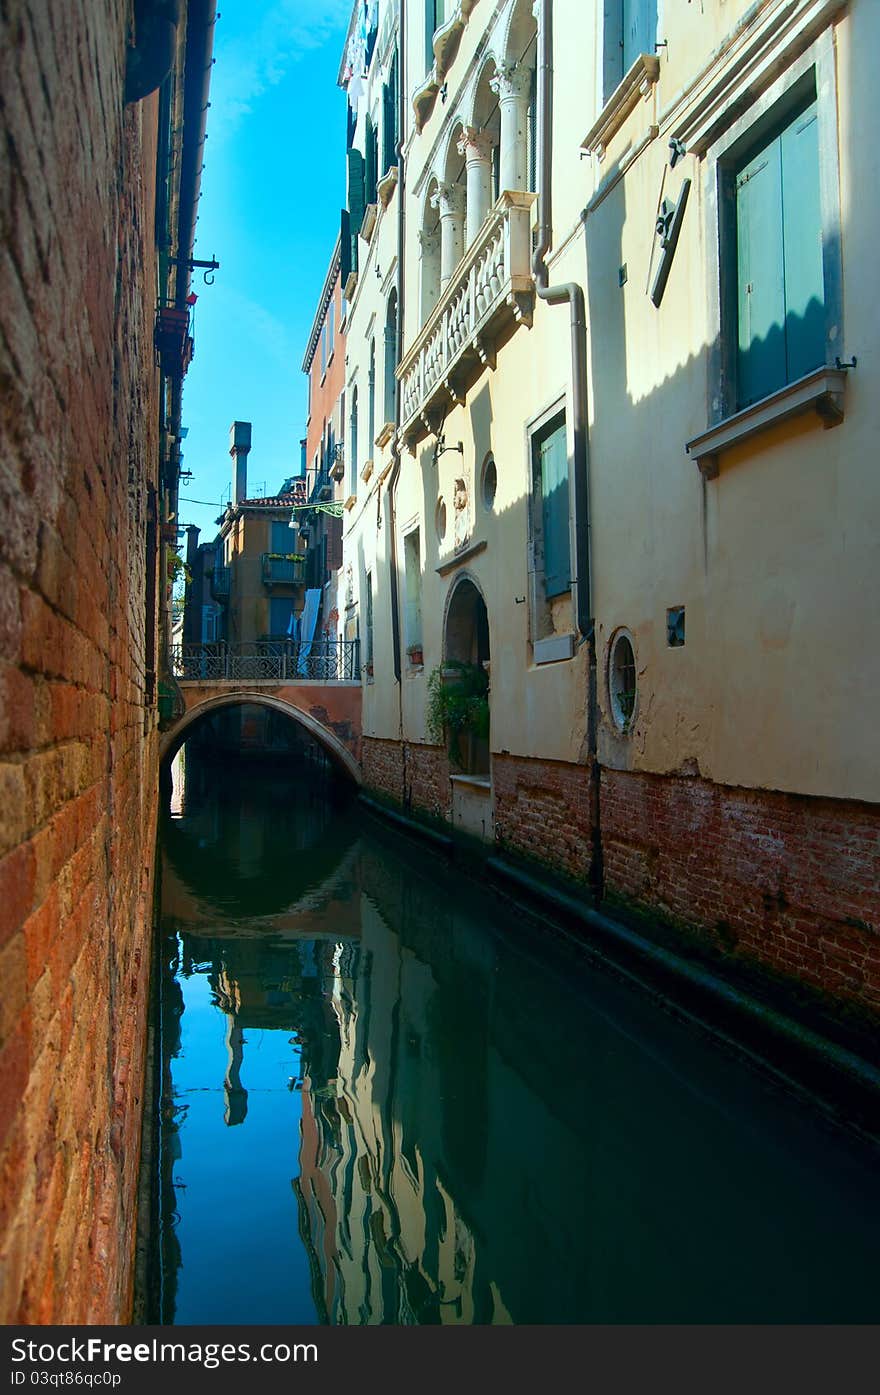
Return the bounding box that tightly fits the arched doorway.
[443,575,490,775]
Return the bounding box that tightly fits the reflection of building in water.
[294,903,512,1324]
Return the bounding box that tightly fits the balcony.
[209,564,230,600]
[261,553,305,586]
[397,191,536,446]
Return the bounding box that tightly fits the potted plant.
[425,660,490,767]
[406,642,424,666]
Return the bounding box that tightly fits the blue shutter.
[540,421,570,599]
[780,103,824,383]
[270,522,290,553]
[736,137,786,407]
[269,597,294,637]
[623,0,658,71]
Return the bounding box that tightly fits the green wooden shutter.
[340,209,352,285]
[347,148,365,271]
[540,421,570,599]
[736,138,786,407]
[365,115,377,205]
[780,102,824,383]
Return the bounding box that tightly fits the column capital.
[457,125,497,163]
[431,180,466,216]
[490,62,532,103]
[418,226,441,253]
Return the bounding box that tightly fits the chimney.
[230,421,252,504]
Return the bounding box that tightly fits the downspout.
[532,0,602,897]
[387,0,406,693]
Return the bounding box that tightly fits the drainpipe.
[387,0,406,693]
[532,0,602,897]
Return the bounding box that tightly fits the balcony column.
[457,127,496,246]
[418,226,442,323]
[431,181,466,289]
[490,63,532,193]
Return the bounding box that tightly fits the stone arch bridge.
[161,640,362,782]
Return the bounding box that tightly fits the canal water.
[146,744,880,1325]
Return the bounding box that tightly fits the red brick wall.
[602,769,880,1016]
[494,754,594,882]
[362,737,451,820]
[0,1,161,1321]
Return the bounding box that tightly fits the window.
[403,528,423,660]
[534,415,570,599]
[270,521,291,553]
[382,50,399,175]
[383,291,398,425]
[367,340,376,454]
[609,630,637,732]
[733,100,824,409]
[320,323,327,376]
[480,454,497,511]
[527,407,573,662]
[364,570,374,670]
[349,386,358,496]
[328,300,335,359]
[604,0,657,101]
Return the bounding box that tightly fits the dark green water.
[148,751,880,1325]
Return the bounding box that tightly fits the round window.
[608,630,637,732]
[435,496,447,542]
[481,453,497,511]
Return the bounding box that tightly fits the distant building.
[300,238,347,646]
[215,421,308,644]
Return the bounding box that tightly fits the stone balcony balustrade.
[397,190,536,446]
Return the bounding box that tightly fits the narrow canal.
[144,723,880,1325]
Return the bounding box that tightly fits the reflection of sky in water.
[169,966,317,1325]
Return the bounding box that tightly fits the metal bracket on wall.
[650,178,691,308]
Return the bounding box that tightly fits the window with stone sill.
[689,42,846,476]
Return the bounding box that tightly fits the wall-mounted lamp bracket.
[168,254,220,285]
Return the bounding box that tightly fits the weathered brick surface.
[362,737,452,820]
[602,768,880,1015]
[0,1,160,1322]
[494,753,595,882]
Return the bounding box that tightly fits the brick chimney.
[230,421,252,504]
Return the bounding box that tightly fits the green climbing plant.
[425,660,490,766]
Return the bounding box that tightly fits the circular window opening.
[609,630,637,732]
[435,496,447,542]
[481,454,497,511]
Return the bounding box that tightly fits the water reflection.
[150,750,880,1325]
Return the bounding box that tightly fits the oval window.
[609,630,637,732]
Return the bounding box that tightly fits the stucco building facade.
[329,0,880,1022]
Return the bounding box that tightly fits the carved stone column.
[431,181,466,288]
[490,63,532,194]
[457,126,497,246]
[418,226,442,323]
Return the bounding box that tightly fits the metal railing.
[260,553,304,585]
[171,639,360,682]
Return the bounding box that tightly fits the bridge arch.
[160,692,362,785]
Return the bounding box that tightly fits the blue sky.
[178,0,352,541]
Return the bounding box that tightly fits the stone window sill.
[449,773,492,792]
[344,494,357,511]
[533,632,575,665]
[360,458,374,484]
[581,54,660,161]
[686,366,848,479]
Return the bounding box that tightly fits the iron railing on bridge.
[171,639,360,682]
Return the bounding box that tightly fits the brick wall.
[602,769,880,1017]
[362,737,452,820]
[494,753,595,883]
[0,1,161,1321]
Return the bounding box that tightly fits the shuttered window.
[347,148,365,273]
[735,101,824,408]
[622,0,658,73]
[538,418,570,599]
